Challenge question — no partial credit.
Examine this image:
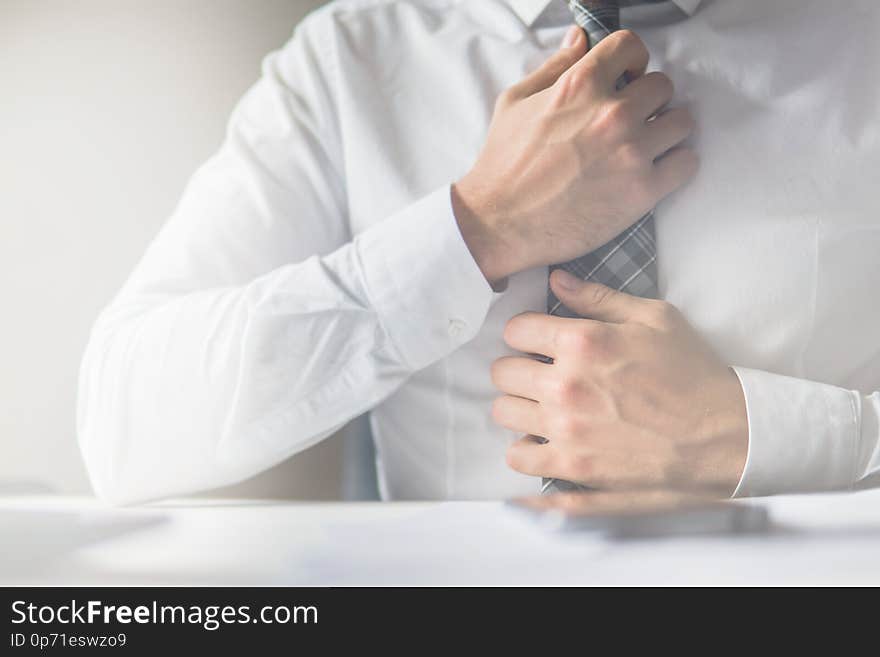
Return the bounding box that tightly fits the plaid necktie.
[543,0,665,494]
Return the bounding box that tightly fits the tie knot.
[567,0,621,43]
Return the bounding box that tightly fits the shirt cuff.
[355,185,496,371]
[731,367,861,497]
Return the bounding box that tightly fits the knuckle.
[552,376,582,407]
[501,323,515,348]
[505,444,524,470]
[587,323,614,355]
[650,299,679,325]
[632,175,659,205]
[548,83,570,110]
[605,100,633,127]
[555,413,583,441]
[536,107,558,134]
[490,396,507,423]
[556,66,590,99]
[489,359,503,387]
[549,49,576,70]
[586,284,618,309]
[650,71,674,97]
[563,453,595,483]
[503,313,527,343]
[597,103,635,139]
[614,30,649,64]
[495,89,514,110]
[613,29,641,51]
[506,440,547,475]
[619,140,648,169]
[563,325,595,356]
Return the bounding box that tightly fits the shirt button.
[447,319,467,337]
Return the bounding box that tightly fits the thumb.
[550,270,641,323]
[507,26,588,100]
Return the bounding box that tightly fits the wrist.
[692,369,750,496]
[451,178,523,286]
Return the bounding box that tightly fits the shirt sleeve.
[731,367,880,497]
[76,12,494,504]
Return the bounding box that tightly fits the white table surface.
[3,490,880,586]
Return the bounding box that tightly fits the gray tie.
[543,0,668,494]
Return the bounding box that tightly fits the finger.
[491,395,545,437]
[490,356,552,401]
[652,145,699,199]
[507,27,588,100]
[503,312,578,359]
[618,71,674,119]
[508,437,599,484]
[549,270,651,323]
[506,436,561,477]
[583,29,649,90]
[644,107,695,158]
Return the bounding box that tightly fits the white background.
[0,0,342,498]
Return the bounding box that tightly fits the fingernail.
[553,269,582,291]
[561,26,580,49]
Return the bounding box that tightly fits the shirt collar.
[508,0,702,27]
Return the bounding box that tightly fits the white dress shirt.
[78,0,880,503]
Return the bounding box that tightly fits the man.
[78,0,880,504]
